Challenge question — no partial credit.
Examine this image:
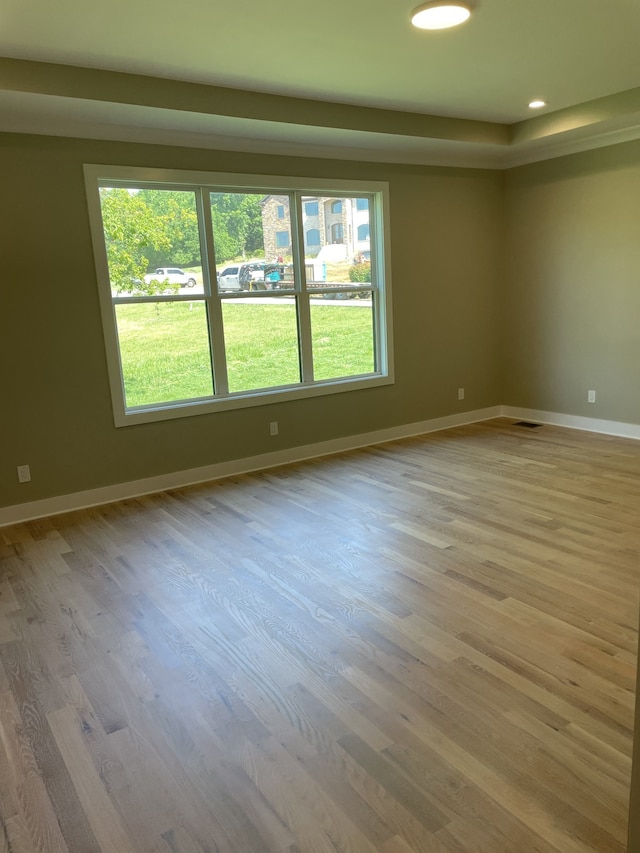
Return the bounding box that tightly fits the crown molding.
[2,58,640,170]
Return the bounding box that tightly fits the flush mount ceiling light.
[411,1,472,29]
[528,99,547,109]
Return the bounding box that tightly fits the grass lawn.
[116,299,374,407]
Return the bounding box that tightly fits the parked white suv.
[144,267,196,288]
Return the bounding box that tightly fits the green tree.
[99,188,176,295]
[210,193,264,262]
[137,189,200,268]
[240,194,263,256]
[210,206,238,263]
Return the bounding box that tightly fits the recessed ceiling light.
[411,1,472,30]
[528,100,547,109]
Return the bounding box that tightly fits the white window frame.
[84,165,394,427]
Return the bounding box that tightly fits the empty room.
[1,1,640,851]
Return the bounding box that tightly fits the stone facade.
[260,195,370,262]
[261,195,291,260]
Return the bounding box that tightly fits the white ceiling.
[2,0,640,167]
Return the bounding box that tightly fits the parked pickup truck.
[144,267,196,288]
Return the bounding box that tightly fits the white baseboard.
[3,405,639,528]
[0,406,501,528]
[501,406,640,440]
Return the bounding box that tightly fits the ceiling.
[2,0,640,168]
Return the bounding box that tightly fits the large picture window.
[84,166,392,426]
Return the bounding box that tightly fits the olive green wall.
[503,141,640,420]
[504,143,640,853]
[0,133,503,509]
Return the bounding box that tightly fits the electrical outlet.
[587,390,596,403]
[17,464,31,483]
[269,421,279,436]
[458,387,465,401]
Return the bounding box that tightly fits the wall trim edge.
[0,406,501,528]
[501,406,640,439]
[4,405,639,528]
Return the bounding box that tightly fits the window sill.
[114,372,394,427]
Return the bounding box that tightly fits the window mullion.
[369,196,384,375]
[198,189,229,395]
[291,192,314,383]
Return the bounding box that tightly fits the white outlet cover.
[17,464,31,483]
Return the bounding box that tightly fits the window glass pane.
[115,301,213,407]
[222,296,300,393]
[209,192,264,293]
[302,195,374,294]
[100,187,202,297]
[310,299,375,381]
[304,200,319,216]
[211,191,282,294]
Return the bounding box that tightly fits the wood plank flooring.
[0,418,638,852]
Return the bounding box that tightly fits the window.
[84,166,392,426]
[330,223,344,243]
[356,198,369,211]
[277,204,285,219]
[357,224,370,241]
[305,201,319,216]
[330,200,343,214]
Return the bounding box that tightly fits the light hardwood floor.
[0,418,638,852]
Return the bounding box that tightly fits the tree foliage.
[100,188,172,293]
[210,193,263,262]
[137,190,200,269]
